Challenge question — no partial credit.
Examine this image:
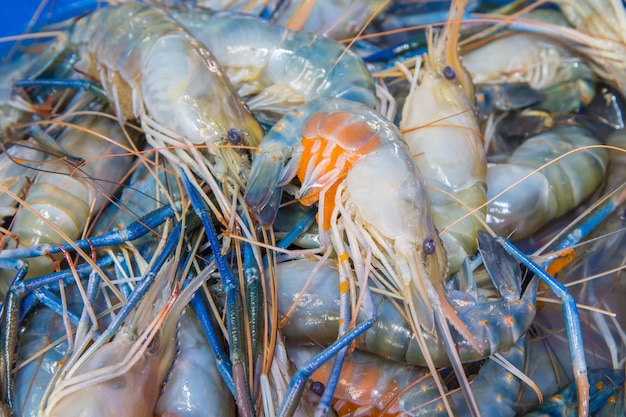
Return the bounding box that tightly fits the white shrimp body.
[0,141,46,222]
[0,112,134,296]
[399,0,486,274]
[246,97,452,333]
[486,122,609,239]
[69,2,264,192]
[462,33,593,91]
[155,308,236,417]
[42,258,213,417]
[170,8,377,123]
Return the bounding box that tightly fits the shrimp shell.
[486,122,609,240]
[170,8,377,123]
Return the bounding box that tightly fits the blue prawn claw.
[477,230,522,301]
[245,147,295,227]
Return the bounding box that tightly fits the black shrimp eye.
[423,237,436,255]
[227,128,243,145]
[443,65,456,80]
[310,381,325,396]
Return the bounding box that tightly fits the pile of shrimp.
[0,0,624,416]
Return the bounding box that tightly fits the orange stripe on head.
[297,111,381,229]
[318,111,381,154]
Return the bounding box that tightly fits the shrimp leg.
[0,212,190,413]
[496,238,591,416]
[522,369,625,416]
[180,170,255,417]
[277,318,375,417]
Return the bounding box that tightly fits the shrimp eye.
[310,381,325,396]
[227,128,243,145]
[423,237,436,255]
[443,65,456,80]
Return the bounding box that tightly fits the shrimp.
[155,307,236,417]
[459,8,599,116]
[0,140,46,222]
[66,2,264,234]
[486,122,610,240]
[269,0,390,40]
[246,96,489,415]
[286,329,528,417]
[13,273,117,417]
[0,103,136,295]
[40,233,213,417]
[169,7,378,124]
[397,0,487,274]
[485,1,626,99]
[462,31,595,92]
[273,236,535,367]
[286,344,441,417]
[155,0,389,39]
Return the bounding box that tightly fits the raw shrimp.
[287,336,527,417]
[462,31,595,92]
[66,1,264,232]
[398,0,487,274]
[0,105,135,295]
[155,307,235,417]
[41,238,213,417]
[245,95,487,415]
[486,0,626,99]
[13,276,115,417]
[286,344,441,417]
[170,7,377,123]
[272,244,535,367]
[486,122,609,240]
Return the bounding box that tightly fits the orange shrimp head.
[297,110,380,230]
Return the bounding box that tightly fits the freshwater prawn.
[486,121,609,240]
[0,99,136,293]
[397,0,486,275]
[273,230,536,368]
[245,96,489,416]
[39,219,212,417]
[169,6,378,124]
[55,1,265,247]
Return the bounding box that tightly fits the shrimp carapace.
[297,110,381,229]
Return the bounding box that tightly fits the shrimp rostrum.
[245,97,489,415]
